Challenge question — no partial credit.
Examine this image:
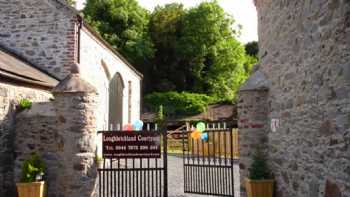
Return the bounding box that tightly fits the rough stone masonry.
[12,72,99,197]
[0,0,78,80]
[239,0,350,197]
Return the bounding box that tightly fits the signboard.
[102,131,161,158]
[271,119,280,132]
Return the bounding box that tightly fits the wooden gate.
[97,129,168,197]
[182,127,238,196]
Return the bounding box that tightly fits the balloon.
[191,130,201,140]
[201,132,209,141]
[123,124,133,131]
[133,120,144,131]
[196,122,206,133]
[191,131,196,138]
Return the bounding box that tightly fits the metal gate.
[182,127,236,196]
[98,129,168,197]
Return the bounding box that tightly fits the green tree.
[148,3,186,92]
[144,92,215,117]
[245,41,259,58]
[83,0,256,102]
[177,1,247,100]
[83,0,154,69]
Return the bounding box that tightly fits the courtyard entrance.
[97,123,239,197]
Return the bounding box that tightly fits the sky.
[75,0,258,43]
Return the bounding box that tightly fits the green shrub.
[20,154,45,183]
[248,150,272,180]
[144,92,215,117]
[95,155,103,164]
[19,98,32,110]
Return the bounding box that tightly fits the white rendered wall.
[79,27,142,129]
[78,27,142,154]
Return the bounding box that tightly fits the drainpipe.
[77,16,83,64]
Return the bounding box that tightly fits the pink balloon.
[123,124,133,131]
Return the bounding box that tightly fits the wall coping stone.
[16,102,56,118]
[52,73,97,94]
[239,70,270,92]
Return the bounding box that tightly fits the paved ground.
[97,155,240,197]
[168,155,214,197]
[168,155,240,197]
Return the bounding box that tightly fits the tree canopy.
[83,0,155,67]
[83,0,257,104]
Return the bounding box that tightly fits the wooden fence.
[167,128,239,158]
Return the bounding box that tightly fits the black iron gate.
[182,128,236,196]
[98,129,168,197]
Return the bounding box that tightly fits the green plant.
[144,91,215,117]
[19,98,32,110]
[95,155,103,163]
[20,154,45,183]
[155,105,167,130]
[248,150,271,180]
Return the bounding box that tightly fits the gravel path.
[97,155,240,197]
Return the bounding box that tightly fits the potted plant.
[245,150,274,197]
[16,154,46,197]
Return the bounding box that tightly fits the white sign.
[271,119,280,132]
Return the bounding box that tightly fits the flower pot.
[16,181,45,197]
[245,178,274,197]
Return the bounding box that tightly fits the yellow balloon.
[191,131,197,138]
[191,130,201,140]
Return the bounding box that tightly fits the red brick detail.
[250,123,264,128]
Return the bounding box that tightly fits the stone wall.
[14,102,63,196]
[0,82,52,196]
[237,89,269,195]
[51,73,98,197]
[0,0,78,79]
[12,73,99,197]
[52,92,98,197]
[242,0,350,196]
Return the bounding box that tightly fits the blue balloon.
[133,120,144,131]
[201,132,209,141]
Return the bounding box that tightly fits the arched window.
[109,72,124,128]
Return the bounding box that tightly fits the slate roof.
[0,47,59,88]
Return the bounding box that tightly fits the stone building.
[238,0,350,197]
[0,0,142,196]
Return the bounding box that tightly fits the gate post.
[52,64,98,197]
[237,69,270,196]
